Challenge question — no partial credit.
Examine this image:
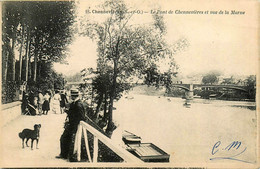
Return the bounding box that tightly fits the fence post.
[93,136,98,163]
[82,127,92,162]
[77,124,83,161]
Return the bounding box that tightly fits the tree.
[202,72,220,84]
[2,1,75,98]
[2,2,20,82]
[221,76,235,85]
[245,75,256,100]
[79,0,178,136]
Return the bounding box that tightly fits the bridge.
[66,81,248,99]
[171,83,248,99]
[171,83,248,92]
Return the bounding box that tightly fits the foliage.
[202,73,219,84]
[79,0,178,134]
[2,1,75,100]
[245,75,256,100]
[3,1,75,63]
[221,76,235,85]
[144,63,177,88]
[1,81,20,104]
[26,62,65,93]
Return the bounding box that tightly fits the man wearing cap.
[57,88,86,160]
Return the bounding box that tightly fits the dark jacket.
[67,99,86,130]
[60,94,68,108]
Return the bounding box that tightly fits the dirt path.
[0,112,70,167]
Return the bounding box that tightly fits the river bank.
[112,90,257,164]
[130,85,256,102]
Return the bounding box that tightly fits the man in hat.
[57,88,86,160]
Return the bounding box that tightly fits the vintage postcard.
[0,0,259,168]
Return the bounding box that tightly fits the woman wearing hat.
[53,90,61,114]
[57,88,86,160]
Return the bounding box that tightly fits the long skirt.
[42,100,50,111]
[52,100,60,113]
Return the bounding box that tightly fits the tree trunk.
[25,30,31,82]
[37,61,42,81]
[28,54,32,81]
[103,91,108,119]
[33,36,39,82]
[106,37,120,136]
[2,44,9,84]
[106,59,118,135]
[33,54,37,82]
[95,94,104,118]
[19,26,25,82]
[11,34,16,81]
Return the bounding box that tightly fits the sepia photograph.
[0,0,259,168]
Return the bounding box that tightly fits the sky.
[54,35,97,75]
[54,0,258,77]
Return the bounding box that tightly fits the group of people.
[52,90,69,114]
[21,89,68,116]
[21,87,98,161]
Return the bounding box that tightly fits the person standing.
[53,90,61,114]
[42,91,50,115]
[56,88,86,160]
[27,91,37,115]
[38,91,44,114]
[33,94,39,115]
[60,90,68,114]
[21,92,29,115]
[28,91,34,106]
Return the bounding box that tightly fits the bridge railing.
[73,121,144,163]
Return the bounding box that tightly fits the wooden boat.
[122,130,142,144]
[126,143,170,162]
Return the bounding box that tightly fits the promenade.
[0,112,69,167]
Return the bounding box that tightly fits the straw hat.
[70,88,79,96]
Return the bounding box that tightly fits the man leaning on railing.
[56,88,86,161]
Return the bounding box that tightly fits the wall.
[1,101,22,127]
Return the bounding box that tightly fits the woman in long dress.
[42,91,50,115]
[52,90,61,114]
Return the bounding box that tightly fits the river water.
[112,89,257,164]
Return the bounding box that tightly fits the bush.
[1,81,20,104]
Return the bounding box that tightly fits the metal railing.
[73,121,143,163]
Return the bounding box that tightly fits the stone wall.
[1,101,22,127]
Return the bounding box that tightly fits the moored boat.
[122,130,142,144]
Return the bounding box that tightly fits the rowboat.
[126,143,170,162]
[122,130,142,144]
[122,130,170,162]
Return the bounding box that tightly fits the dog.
[19,124,41,150]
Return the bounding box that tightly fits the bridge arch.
[193,85,248,92]
[171,84,190,91]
